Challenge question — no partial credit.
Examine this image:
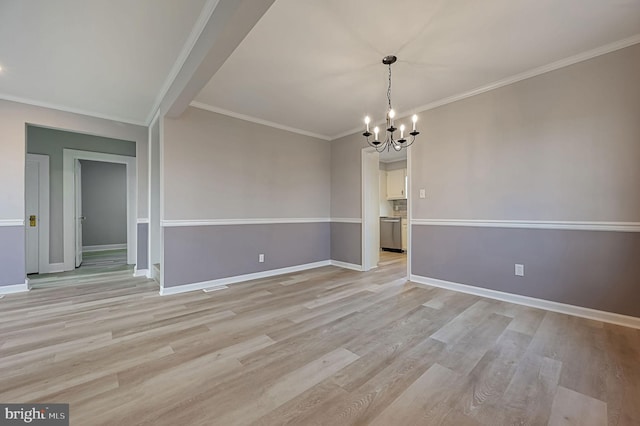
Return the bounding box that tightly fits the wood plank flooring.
[2,252,639,425]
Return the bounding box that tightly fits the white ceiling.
[0,0,208,124]
[1,0,639,132]
[195,0,640,139]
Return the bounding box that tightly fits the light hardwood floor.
[2,252,639,425]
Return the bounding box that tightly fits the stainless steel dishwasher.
[380,217,403,252]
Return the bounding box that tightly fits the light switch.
[419,189,426,199]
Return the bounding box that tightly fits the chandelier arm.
[405,134,417,147]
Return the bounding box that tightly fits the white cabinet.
[401,218,408,251]
[386,168,407,200]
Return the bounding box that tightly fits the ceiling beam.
[160,0,275,120]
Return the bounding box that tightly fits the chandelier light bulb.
[364,116,370,132]
[412,114,418,131]
[374,126,380,139]
[388,109,395,119]
[400,124,405,139]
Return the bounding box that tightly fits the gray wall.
[412,44,640,222]
[330,222,361,265]
[137,223,148,271]
[412,226,640,317]
[410,44,640,316]
[162,107,331,287]
[330,44,640,316]
[0,227,25,286]
[80,160,127,247]
[164,223,330,287]
[27,125,136,263]
[163,107,330,220]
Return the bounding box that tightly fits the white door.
[362,149,380,271]
[25,160,40,274]
[75,159,83,267]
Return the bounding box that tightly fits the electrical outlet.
[259,254,265,263]
[515,264,524,276]
[419,189,426,199]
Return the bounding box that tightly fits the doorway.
[362,146,409,275]
[77,159,128,269]
[62,149,136,272]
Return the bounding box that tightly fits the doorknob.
[29,215,36,227]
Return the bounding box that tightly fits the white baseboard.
[410,274,640,330]
[83,244,127,252]
[0,281,30,295]
[159,260,332,296]
[41,263,64,274]
[133,268,150,278]
[330,260,363,271]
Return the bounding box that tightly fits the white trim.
[330,34,640,140]
[162,218,331,227]
[83,244,127,252]
[0,93,146,126]
[330,218,362,224]
[41,263,64,274]
[407,144,412,279]
[411,219,640,232]
[158,115,165,289]
[361,147,380,272]
[133,268,150,278]
[189,102,332,141]
[203,286,228,293]
[159,260,331,296]
[410,275,640,330]
[0,281,30,295]
[148,108,162,287]
[0,220,24,226]
[26,154,50,275]
[145,0,221,124]
[137,218,150,224]
[63,149,137,271]
[330,260,363,271]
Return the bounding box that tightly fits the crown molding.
[330,34,640,140]
[144,0,221,124]
[0,93,146,127]
[189,101,332,141]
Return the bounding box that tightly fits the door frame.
[25,153,50,275]
[361,147,380,272]
[62,149,136,271]
[148,110,163,283]
[406,144,412,279]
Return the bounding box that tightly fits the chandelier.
[362,55,419,152]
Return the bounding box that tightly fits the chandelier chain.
[387,64,392,111]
